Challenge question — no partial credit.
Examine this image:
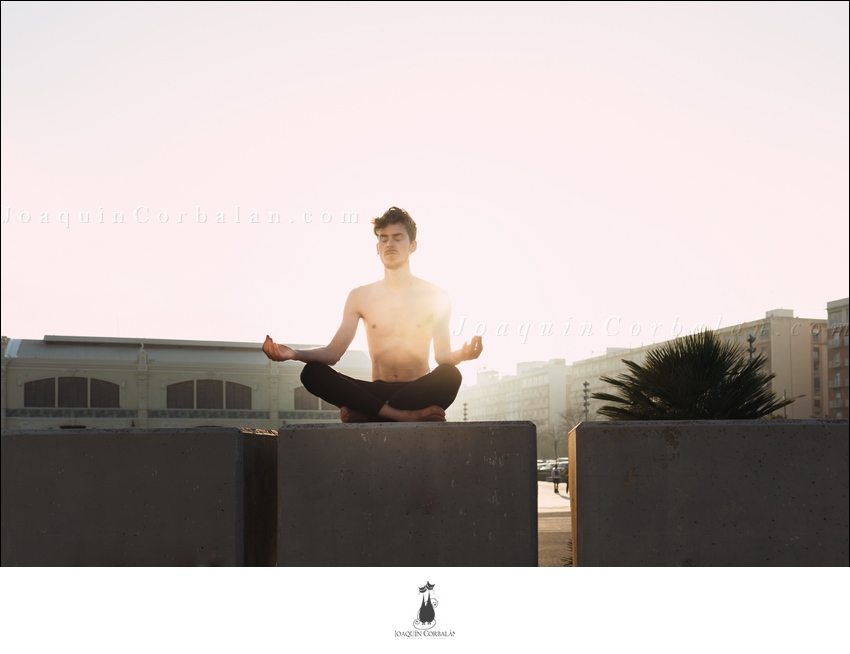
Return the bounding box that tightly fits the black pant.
[300,362,462,417]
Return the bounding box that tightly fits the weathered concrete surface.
[1,427,278,566]
[277,421,537,566]
[568,420,849,566]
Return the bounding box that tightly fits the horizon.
[4,295,844,382]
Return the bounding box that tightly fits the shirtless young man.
[262,206,483,423]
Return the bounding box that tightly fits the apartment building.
[455,305,842,424]
[446,359,570,438]
[826,297,849,419]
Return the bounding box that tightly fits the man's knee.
[434,363,462,389]
[300,361,331,390]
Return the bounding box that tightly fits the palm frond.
[591,330,793,420]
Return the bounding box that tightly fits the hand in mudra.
[262,335,295,362]
[459,335,483,362]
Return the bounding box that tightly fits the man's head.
[373,207,417,269]
[371,206,417,242]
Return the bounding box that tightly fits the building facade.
[446,359,570,445]
[1,335,372,432]
[572,309,830,419]
[826,297,849,419]
[4,301,845,431]
[452,305,845,425]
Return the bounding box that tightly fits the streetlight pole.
[582,381,589,422]
[783,391,806,418]
[747,334,756,360]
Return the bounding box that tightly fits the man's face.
[376,223,416,268]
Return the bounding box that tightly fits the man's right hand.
[262,335,295,361]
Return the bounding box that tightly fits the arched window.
[226,381,252,410]
[58,377,87,408]
[294,386,334,410]
[196,380,223,409]
[24,378,55,407]
[91,379,120,408]
[24,377,120,408]
[294,385,318,410]
[167,380,194,409]
[166,380,252,410]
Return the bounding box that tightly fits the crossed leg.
[300,363,462,423]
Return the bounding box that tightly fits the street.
[537,480,572,567]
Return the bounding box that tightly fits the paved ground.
[537,480,572,567]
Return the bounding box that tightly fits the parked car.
[537,461,557,481]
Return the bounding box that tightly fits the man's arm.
[263,290,361,365]
[432,290,483,366]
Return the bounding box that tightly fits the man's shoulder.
[348,281,380,296]
[412,276,448,296]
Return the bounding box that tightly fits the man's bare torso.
[353,277,446,382]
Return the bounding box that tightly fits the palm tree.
[591,329,794,420]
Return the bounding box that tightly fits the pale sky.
[2,1,848,379]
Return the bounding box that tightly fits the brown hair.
[371,206,417,242]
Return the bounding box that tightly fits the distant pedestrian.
[552,465,562,493]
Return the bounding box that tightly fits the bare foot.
[340,407,380,423]
[378,404,446,422]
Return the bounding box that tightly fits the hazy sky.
[2,1,848,378]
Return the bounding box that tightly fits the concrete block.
[277,421,537,566]
[1,427,278,566]
[568,420,849,566]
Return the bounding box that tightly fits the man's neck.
[382,264,414,289]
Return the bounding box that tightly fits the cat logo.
[414,581,438,630]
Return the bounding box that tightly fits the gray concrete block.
[568,420,849,566]
[1,427,278,566]
[277,421,537,566]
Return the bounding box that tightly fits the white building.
[1,335,371,431]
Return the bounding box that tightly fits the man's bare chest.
[360,297,434,336]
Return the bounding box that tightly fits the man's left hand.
[457,335,483,362]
